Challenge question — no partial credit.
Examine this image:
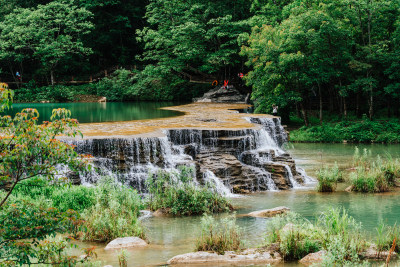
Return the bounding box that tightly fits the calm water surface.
[77,143,400,267]
[6,102,184,123]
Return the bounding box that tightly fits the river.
[74,142,400,267]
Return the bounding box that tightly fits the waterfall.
[203,170,234,197]
[64,116,309,193]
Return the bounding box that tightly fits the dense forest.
[1,0,400,124]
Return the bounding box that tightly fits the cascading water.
[64,116,312,194]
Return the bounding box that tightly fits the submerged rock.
[299,250,326,266]
[247,206,290,218]
[361,244,398,260]
[104,237,148,250]
[152,208,173,217]
[167,249,282,265]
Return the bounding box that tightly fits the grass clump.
[265,212,321,260]
[316,162,343,192]
[350,148,400,193]
[265,208,367,263]
[196,214,241,254]
[81,177,145,242]
[146,167,232,216]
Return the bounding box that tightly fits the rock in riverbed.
[167,249,282,265]
[104,237,148,250]
[247,206,290,218]
[299,250,326,266]
[361,244,398,260]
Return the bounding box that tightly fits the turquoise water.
[5,102,184,123]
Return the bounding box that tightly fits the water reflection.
[5,102,185,123]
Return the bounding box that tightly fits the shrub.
[265,208,368,263]
[350,151,400,193]
[146,167,231,216]
[81,177,145,242]
[316,162,342,192]
[13,177,96,212]
[195,214,241,254]
[265,213,321,260]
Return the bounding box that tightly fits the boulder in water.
[299,250,326,266]
[167,249,282,265]
[193,86,246,103]
[360,244,398,260]
[247,206,290,218]
[104,237,148,250]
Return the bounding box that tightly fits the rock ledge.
[167,249,282,265]
[104,237,148,250]
[247,206,290,218]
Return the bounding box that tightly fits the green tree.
[0,0,94,85]
[133,0,251,100]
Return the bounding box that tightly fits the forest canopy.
[1,0,400,122]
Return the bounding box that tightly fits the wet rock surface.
[65,104,309,193]
[167,249,283,265]
[193,86,247,103]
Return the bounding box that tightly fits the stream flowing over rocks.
[65,117,313,194]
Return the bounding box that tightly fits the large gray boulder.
[104,237,148,250]
[167,249,282,265]
[193,86,246,103]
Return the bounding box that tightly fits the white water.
[64,116,310,193]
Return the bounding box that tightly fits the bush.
[195,214,241,254]
[265,213,321,260]
[316,162,343,192]
[350,150,400,193]
[81,177,145,242]
[265,208,367,263]
[13,177,96,212]
[146,167,232,216]
[289,118,400,143]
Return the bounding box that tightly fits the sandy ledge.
[73,103,276,139]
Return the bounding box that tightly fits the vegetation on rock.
[196,214,241,255]
[146,167,232,216]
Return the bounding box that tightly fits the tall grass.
[146,167,231,216]
[316,162,343,192]
[81,177,145,242]
[195,214,241,255]
[350,148,400,193]
[265,208,368,263]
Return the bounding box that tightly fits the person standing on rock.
[272,104,278,116]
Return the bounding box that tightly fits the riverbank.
[289,119,400,144]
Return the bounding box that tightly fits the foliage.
[350,148,400,193]
[195,214,241,255]
[145,167,232,216]
[316,163,342,192]
[265,212,321,260]
[0,199,89,265]
[289,118,400,143]
[13,177,96,212]
[0,0,94,84]
[265,208,367,262]
[0,83,88,208]
[81,177,145,242]
[95,69,136,101]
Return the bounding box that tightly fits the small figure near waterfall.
[272,104,279,116]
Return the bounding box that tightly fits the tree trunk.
[356,92,360,118]
[300,102,309,127]
[318,83,323,124]
[50,70,55,85]
[369,83,373,120]
[343,97,348,119]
